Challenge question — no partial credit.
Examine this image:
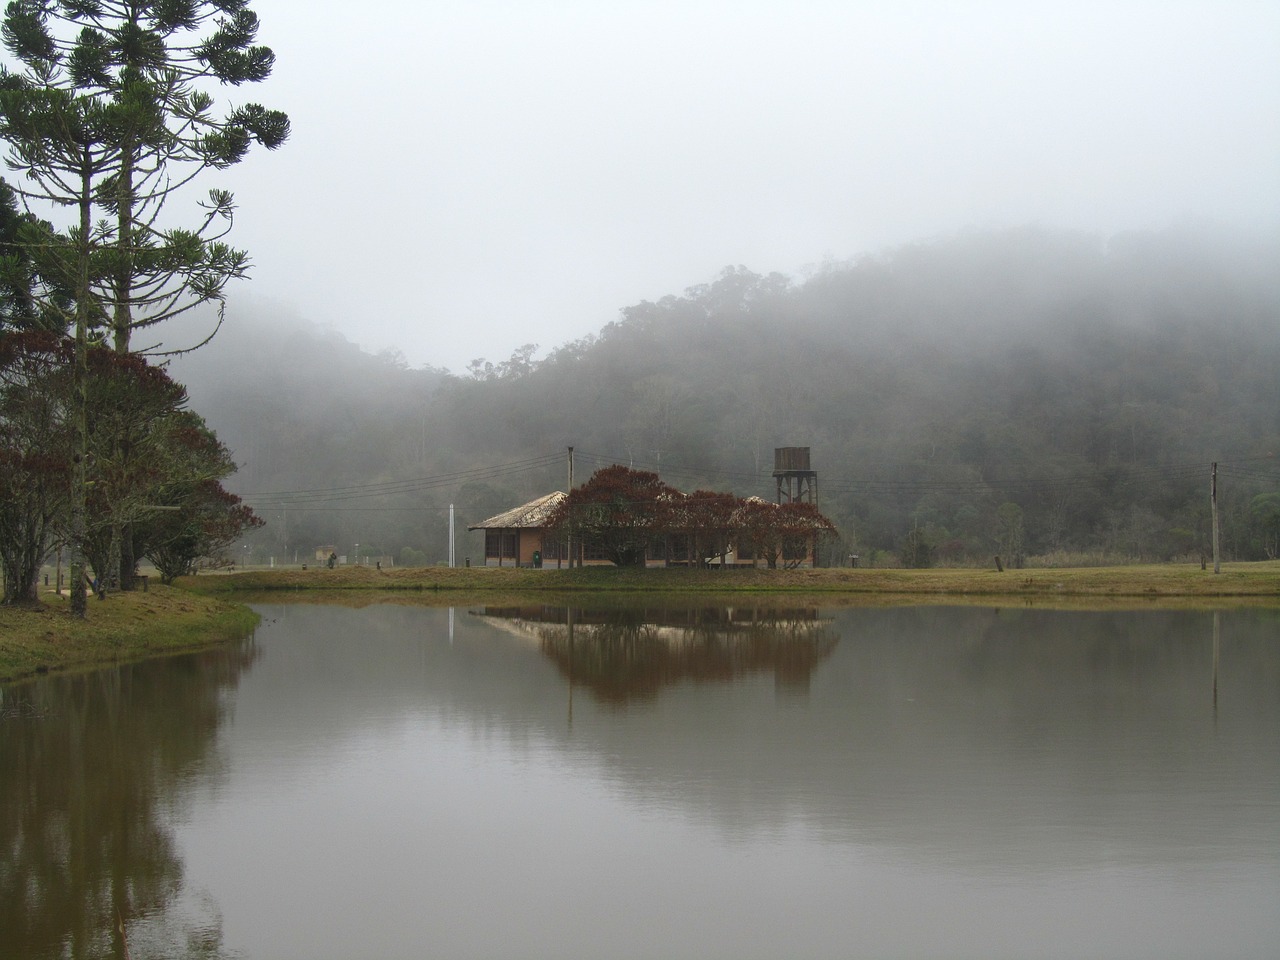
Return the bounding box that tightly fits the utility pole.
[567,447,575,568]
[1211,462,1220,574]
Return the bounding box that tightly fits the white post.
[449,504,455,568]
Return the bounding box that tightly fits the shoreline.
[4,561,1275,683]
[0,585,260,684]
[177,560,1280,600]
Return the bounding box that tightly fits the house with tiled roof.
[469,449,829,568]
[468,491,567,567]
[468,489,828,569]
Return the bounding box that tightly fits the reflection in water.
[2,604,1278,960]
[1213,608,1220,713]
[0,641,258,960]
[476,605,838,702]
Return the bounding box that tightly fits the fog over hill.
[168,225,1280,567]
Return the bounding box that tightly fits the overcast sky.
[213,0,1280,372]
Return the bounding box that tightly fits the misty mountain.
[170,305,449,494]
[168,225,1280,566]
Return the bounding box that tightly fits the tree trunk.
[69,166,93,619]
[119,523,137,590]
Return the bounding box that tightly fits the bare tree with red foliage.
[677,490,741,567]
[0,333,70,603]
[546,464,837,569]
[545,464,680,567]
[134,409,261,582]
[736,498,837,569]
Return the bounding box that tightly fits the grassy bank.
[178,560,1280,601]
[0,585,260,683]
[5,564,1274,683]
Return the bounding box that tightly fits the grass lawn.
[178,559,1280,601]
[5,561,1274,683]
[0,584,259,683]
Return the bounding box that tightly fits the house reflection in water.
[471,606,838,702]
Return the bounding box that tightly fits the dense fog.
[169,224,1280,567]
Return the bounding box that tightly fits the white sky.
[211,0,1280,371]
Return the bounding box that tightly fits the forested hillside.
[172,226,1280,567]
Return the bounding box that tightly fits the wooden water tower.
[773,447,817,507]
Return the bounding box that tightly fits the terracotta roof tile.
[468,491,566,530]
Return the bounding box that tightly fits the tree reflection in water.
[476,605,838,703]
[0,641,258,960]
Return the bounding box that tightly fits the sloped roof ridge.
[469,491,566,530]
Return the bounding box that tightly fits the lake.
[2,602,1278,959]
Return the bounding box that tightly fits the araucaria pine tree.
[0,0,288,614]
[2,0,291,350]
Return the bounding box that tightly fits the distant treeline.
[173,225,1280,567]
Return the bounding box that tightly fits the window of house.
[485,531,518,559]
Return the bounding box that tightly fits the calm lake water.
[2,602,1278,960]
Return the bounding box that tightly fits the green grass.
[6,561,1274,683]
[0,585,260,683]
[179,560,1280,601]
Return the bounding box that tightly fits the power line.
[573,449,1219,497]
[240,454,563,507]
[1220,466,1280,484]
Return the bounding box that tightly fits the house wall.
[519,531,541,566]
[481,528,819,568]
[482,529,562,567]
